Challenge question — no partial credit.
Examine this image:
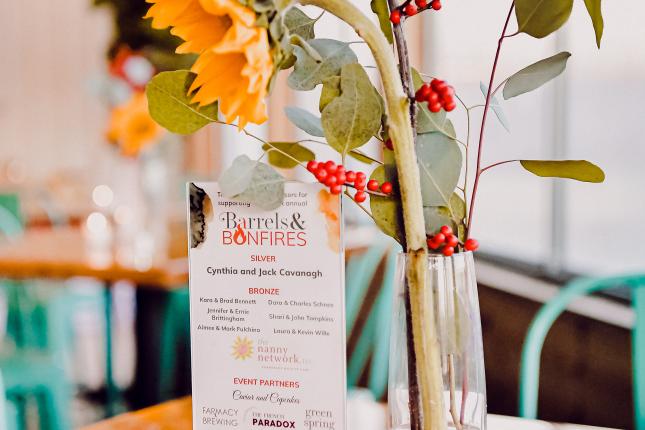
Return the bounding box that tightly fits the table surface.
[81,397,618,430]
[0,226,188,288]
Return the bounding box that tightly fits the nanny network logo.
[219,211,307,247]
[232,337,254,361]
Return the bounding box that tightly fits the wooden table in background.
[0,225,189,416]
[81,397,618,430]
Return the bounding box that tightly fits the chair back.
[346,239,400,399]
[0,194,23,238]
[518,274,645,430]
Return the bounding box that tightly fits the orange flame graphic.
[233,225,246,245]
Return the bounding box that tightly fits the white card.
[188,182,346,430]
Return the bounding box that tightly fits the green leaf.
[423,193,466,236]
[480,82,510,132]
[584,0,604,48]
[219,155,286,210]
[287,39,358,91]
[370,0,394,44]
[319,76,341,112]
[284,106,325,137]
[262,142,315,169]
[520,160,605,183]
[416,133,463,207]
[515,0,573,39]
[503,52,571,100]
[145,70,218,135]
[219,155,257,198]
[348,149,378,165]
[412,69,457,138]
[321,63,383,154]
[369,164,403,243]
[238,162,286,210]
[284,7,317,40]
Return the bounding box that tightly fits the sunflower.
[106,92,164,157]
[145,0,273,128]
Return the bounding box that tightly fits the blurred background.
[0,0,643,429]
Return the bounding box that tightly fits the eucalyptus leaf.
[370,0,394,44]
[284,7,317,40]
[284,106,325,137]
[146,70,217,135]
[584,0,604,48]
[520,160,605,183]
[319,76,341,112]
[219,155,257,198]
[416,132,463,207]
[262,142,315,169]
[369,165,403,243]
[237,162,286,210]
[321,63,383,154]
[423,193,466,236]
[503,52,571,100]
[287,39,358,91]
[515,0,573,39]
[349,150,378,165]
[480,82,510,132]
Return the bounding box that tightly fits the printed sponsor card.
[188,182,346,430]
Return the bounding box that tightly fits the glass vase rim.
[396,250,475,260]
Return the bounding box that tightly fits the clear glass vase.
[388,252,487,430]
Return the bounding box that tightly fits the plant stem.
[297,1,444,429]
[387,0,417,136]
[448,354,463,430]
[466,1,515,238]
[480,159,518,174]
[387,3,422,428]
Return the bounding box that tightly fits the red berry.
[442,246,454,257]
[380,181,393,194]
[307,160,319,172]
[440,225,453,235]
[404,3,417,16]
[416,84,431,102]
[433,233,446,244]
[441,86,455,97]
[354,191,367,203]
[316,168,328,181]
[355,179,366,190]
[345,171,356,183]
[324,160,337,174]
[446,234,459,247]
[430,79,444,90]
[367,179,379,192]
[385,139,394,151]
[336,165,346,175]
[428,91,439,105]
[415,0,428,8]
[464,238,479,251]
[444,100,457,112]
[330,184,343,195]
[429,102,442,113]
[356,172,367,182]
[325,175,337,187]
[427,238,440,250]
[390,9,401,24]
[336,172,346,184]
[432,0,442,10]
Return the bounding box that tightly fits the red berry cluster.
[306,160,393,203]
[390,0,442,24]
[415,79,456,113]
[426,225,479,256]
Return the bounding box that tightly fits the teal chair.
[0,194,73,430]
[346,240,400,399]
[519,274,645,430]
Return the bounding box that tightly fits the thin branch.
[343,189,375,221]
[466,1,515,237]
[480,159,518,174]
